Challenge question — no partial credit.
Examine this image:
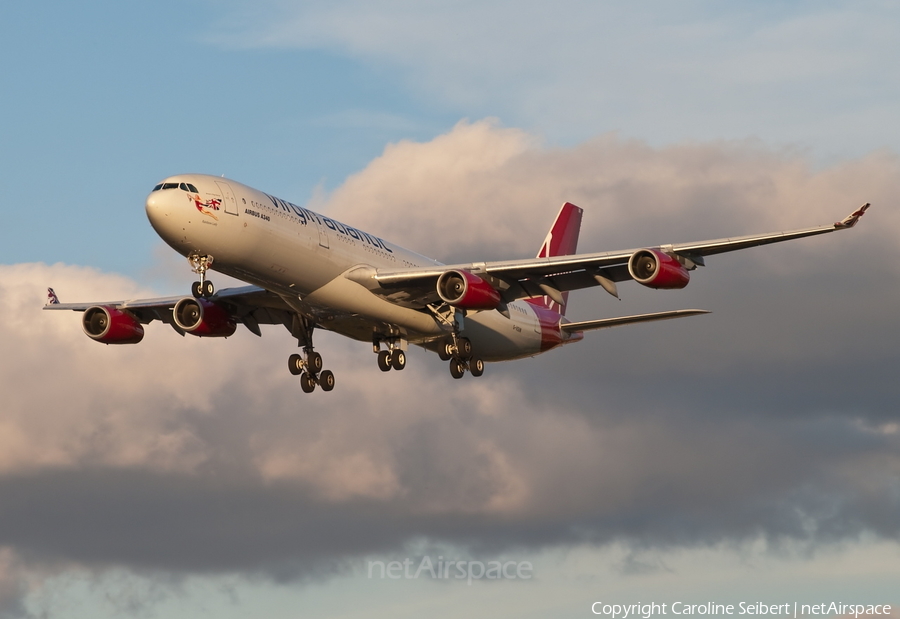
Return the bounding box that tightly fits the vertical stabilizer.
[528,202,583,316]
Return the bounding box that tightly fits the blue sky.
[5,1,899,273]
[0,1,456,272]
[3,2,900,618]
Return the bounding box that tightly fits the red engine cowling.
[173,297,236,337]
[628,249,690,289]
[82,306,145,344]
[436,270,502,310]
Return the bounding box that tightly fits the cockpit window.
[152,181,199,192]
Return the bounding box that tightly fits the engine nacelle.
[82,306,145,344]
[628,249,691,289]
[436,270,502,310]
[172,297,236,337]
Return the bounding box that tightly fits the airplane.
[44,174,870,393]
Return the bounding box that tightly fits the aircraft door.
[314,218,329,248]
[215,181,239,215]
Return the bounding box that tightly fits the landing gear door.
[215,181,239,215]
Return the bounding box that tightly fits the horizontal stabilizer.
[560,309,710,333]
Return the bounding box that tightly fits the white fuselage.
[145,174,575,361]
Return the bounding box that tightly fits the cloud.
[322,119,900,265]
[1,123,900,615]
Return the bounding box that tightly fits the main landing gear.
[287,316,335,393]
[374,335,407,372]
[289,350,335,393]
[440,335,484,379]
[188,253,215,298]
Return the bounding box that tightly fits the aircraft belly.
[303,276,446,337]
[463,310,542,361]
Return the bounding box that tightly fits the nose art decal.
[189,194,222,221]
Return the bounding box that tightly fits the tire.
[390,349,406,371]
[457,337,473,358]
[300,372,316,393]
[449,358,465,379]
[377,350,392,372]
[308,351,323,373]
[319,370,335,391]
[203,280,215,297]
[438,341,452,361]
[470,357,485,377]
[191,281,203,298]
[288,353,304,375]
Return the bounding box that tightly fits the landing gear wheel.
[307,351,323,373]
[377,350,392,372]
[319,370,335,391]
[300,372,316,393]
[470,357,485,377]
[449,358,465,379]
[390,349,406,371]
[438,341,453,361]
[191,281,203,298]
[457,337,473,358]
[203,280,214,297]
[288,354,304,375]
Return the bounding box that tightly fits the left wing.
[368,203,870,306]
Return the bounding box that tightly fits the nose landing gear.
[188,253,215,298]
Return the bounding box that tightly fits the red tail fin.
[528,202,583,316]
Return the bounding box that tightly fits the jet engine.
[172,297,237,337]
[628,249,691,289]
[436,270,502,310]
[82,306,145,344]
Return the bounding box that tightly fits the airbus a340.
[45,174,869,393]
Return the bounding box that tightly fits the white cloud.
[319,119,900,267]
[2,121,900,615]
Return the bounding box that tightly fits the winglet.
[46,287,60,305]
[834,203,870,229]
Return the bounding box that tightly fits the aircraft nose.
[145,189,187,245]
[145,192,167,228]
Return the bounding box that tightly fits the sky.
[2,1,900,618]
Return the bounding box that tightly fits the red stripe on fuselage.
[530,304,564,352]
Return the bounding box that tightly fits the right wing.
[43,285,294,336]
